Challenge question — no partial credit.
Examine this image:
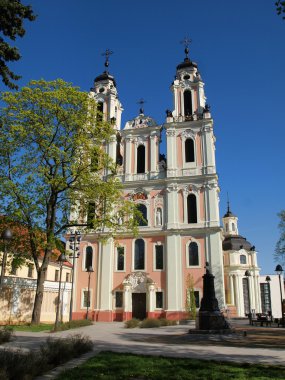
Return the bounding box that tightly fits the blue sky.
[3,0,285,274]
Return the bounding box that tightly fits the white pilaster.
[98,238,114,310]
[166,129,177,177]
[166,234,183,311]
[125,136,132,176]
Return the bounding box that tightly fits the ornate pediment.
[123,272,154,292]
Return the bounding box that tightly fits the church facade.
[71,49,261,321]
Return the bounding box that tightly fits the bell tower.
[90,50,123,165]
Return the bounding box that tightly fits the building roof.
[222,235,253,251]
[94,71,116,87]
[176,57,198,71]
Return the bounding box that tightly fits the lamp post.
[86,266,94,320]
[275,264,284,327]
[68,231,81,322]
[265,275,272,315]
[245,270,251,322]
[54,252,67,330]
[0,229,13,287]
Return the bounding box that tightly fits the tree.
[185,273,197,320]
[275,210,285,265]
[0,79,139,323]
[0,0,36,89]
[276,1,285,19]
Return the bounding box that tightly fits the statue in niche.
[156,208,162,226]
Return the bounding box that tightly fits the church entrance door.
[132,293,146,320]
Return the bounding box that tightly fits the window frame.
[133,238,146,271]
[82,245,94,271]
[115,291,123,308]
[81,288,92,309]
[186,240,201,269]
[153,243,164,271]
[155,291,164,309]
[115,245,126,272]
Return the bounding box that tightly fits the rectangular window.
[194,291,200,308]
[83,290,90,308]
[260,283,271,313]
[156,291,163,309]
[66,273,70,282]
[155,245,163,270]
[10,262,17,275]
[55,270,59,282]
[28,264,33,278]
[115,291,123,308]
[117,247,125,271]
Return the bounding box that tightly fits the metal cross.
[180,37,192,58]
[137,98,146,114]
[101,49,113,68]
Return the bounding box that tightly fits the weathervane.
[137,98,146,114]
[180,37,192,59]
[101,49,113,68]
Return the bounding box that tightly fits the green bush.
[0,326,14,344]
[140,318,161,328]
[0,334,93,380]
[41,334,93,366]
[158,318,177,326]
[52,319,93,332]
[124,318,140,328]
[0,349,42,379]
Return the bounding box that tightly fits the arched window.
[185,138,195,162]
[187,194,197,223]
[134,239,145,270]
[225,223,229,232]
[240,255,247,265]
[136,204,147,226]
[97,102,103,122]
[189,242,199,266]
[184,90,192,116]
[137,145,145,173]
[85,246,93,270]
[232,223,235,231]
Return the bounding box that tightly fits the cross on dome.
[180,37,192,58]
[101,49,113,68]
[137,98,146,114]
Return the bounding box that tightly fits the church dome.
[176,57,198,71]
[124,113,157,130]
[94,71,117,87]
[222,235,253,251]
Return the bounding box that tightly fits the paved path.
[2,321,285,366]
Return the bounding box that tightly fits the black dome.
[176,58,197,71]
[223,210,236,218]
[94,71,116,87]
[223,235,252,251]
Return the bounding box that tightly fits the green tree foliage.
[276,1,285,19]
[0,79,139,323]
[0,0,36,89]
[275,210,285,265]
[185,273,197,320]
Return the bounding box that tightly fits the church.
[71,45,261,321]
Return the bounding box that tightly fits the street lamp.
[68,230,81,322]
[0,229,13,286]
[54,252,67,330]
[245,270,251,321]
[265,276,272,315]
[275,264,284,327]
[86,266,94,320]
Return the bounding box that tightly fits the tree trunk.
[31,267,47,324]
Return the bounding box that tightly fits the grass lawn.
[56,351,285,380]
[13,323,53,332]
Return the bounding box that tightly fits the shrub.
[158,318,177,326]
[41,334,93,366]
[0,326,14,344]
[0,349,42,380]
[52,319,93,332]
[140,318,161,328]
[124,318,140,328]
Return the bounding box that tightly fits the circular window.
[99,87,105,93]
[184,74,190,80]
